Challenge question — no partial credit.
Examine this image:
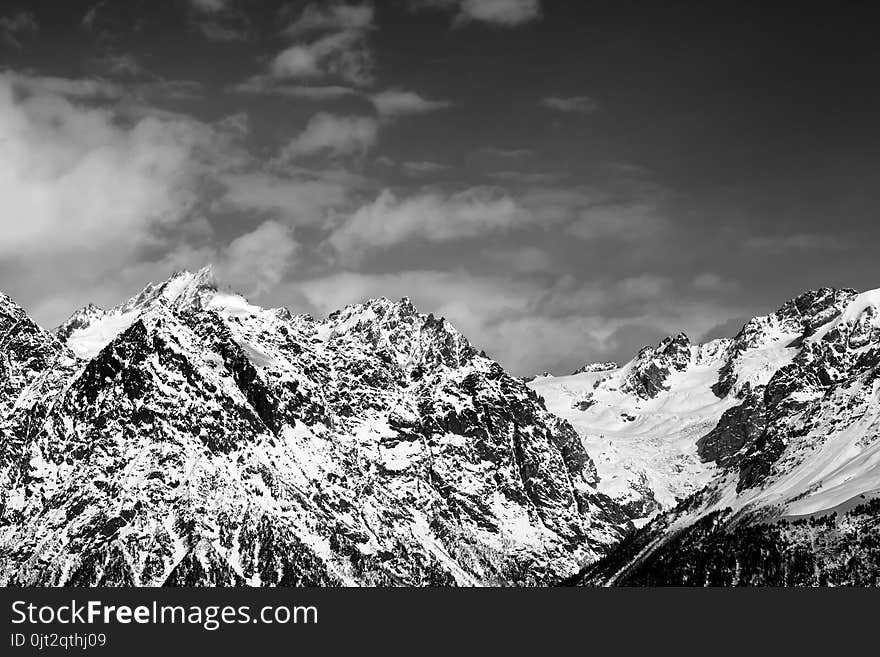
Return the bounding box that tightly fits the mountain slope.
[569,288,880,585]
[0,269,627,586]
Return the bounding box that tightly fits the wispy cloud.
[3,70,124,100]
[265,3,375,87]
[231,76,357,99]
[744,233,852,252]
[0,10,37,48]
[402,160,451,176]
[284,3,374,37]
[411,0,542,27]
[189,0,230,12]
[328,187,522,262]
[540,95,599,114]
[276,113,379,160]
[370,89,453,119]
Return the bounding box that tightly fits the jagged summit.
[119,265,219,314]
[55,266,249,360]
[1,271,627,586]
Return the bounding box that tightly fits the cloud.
[540,95,599,114]
[691,272,732,292]
[294,269,538,336]
[488,170,566,184]
[94,53,146,77]
[3,70,124,100]
[566,201,666,242]
[325,176,672,263]
[215,172,354,225]
[216,221,298,296]
[276,113,379,160]
[289,268,729,375]
[231,76,356,99]
[478,146,532,159]
[263,3,375,87]
[328,187,522,261]
[402,160,450,176]
[513,184,670,242]
[411,0,542,27]
[285,3,374,37]
[0,72,208,261]
[0,10,37,48]
[270,31,373,86]
[189,0,230,13]
[370,89,453,119]
[743,233,850,252]
[482,245,556,273]
[0,69,301,328]
[197,20,250,42]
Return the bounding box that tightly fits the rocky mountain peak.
[1,274,630,586]
[622,332,693,399]
[123,266,219,314]
[571,361,618,375]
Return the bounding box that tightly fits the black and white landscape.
[1,271,879,585]
[1,2,879,587]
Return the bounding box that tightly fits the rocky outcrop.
[621,333,691,399]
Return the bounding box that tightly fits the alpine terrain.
[531,288,880,585]
[1,270,879,586]
[0,268,627,586]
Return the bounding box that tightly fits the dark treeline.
[575,498,880,586]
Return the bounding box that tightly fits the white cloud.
[514,185,669,241]
[263,4,375,87]
[0,73,206,260]
[410,0,542,27]
[567,201,666,241]
[216,171,354,225]
[458,0,541,26]
[540,95,599,114]
[189,0,229,13]
[271,31,373,86]
[285,3,374,37]
[277,113,378,160]
[216,221,298,296]
[328,187,523,261]
[4,71,123,100]
[370,89,452,119]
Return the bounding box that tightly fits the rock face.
[0,269,626,587]
[571,362,618,376]
[570,288,880,585]
[622,333,693,399]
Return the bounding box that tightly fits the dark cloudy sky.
[1,0,879,374]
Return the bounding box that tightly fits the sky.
[1,0,879,375]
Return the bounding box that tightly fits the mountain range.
[1,268,878,586]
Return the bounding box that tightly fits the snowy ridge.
[1,271,627,587]
[572,287,880,585]
[4,274,880,586]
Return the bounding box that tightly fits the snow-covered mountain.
[3,272,879,586]
[0,268,627,586]
[560,288,880,585]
